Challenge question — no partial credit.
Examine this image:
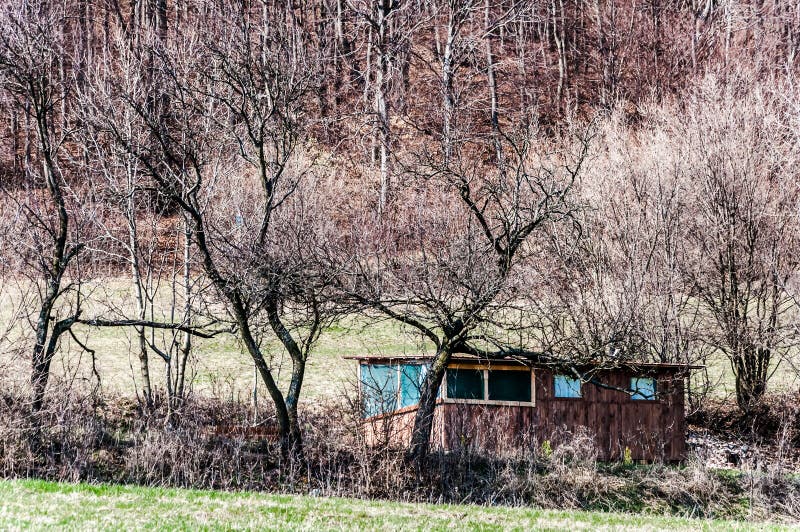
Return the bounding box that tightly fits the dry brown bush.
[2,388,798,522]
[689,393,800,448]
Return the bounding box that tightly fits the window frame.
[630,376,658,401]
[359,362,428,417]
[441,364,536,406]
[553,374,583,399]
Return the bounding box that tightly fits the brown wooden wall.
[364,367,686,462]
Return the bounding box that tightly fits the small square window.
[631,377,657,400]
[446,368,484,400]
[554,375,582,398]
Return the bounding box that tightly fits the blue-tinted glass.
[399,364,425,408]
[631,377,656,400]
[554,375,582,398]
[361,364,398,416]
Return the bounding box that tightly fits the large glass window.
[361,365,397,417]
[446,368,484,399]
[399,364,426,408]
[445,368,534,403]
[554,375,582,398]
[488,370,532,402]
[631,377,657,400]
[360,363,428,416]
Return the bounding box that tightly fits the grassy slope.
[2,278,799,403]
[0,479,787,531]
[0,274,432,401]
[74,314,431,402]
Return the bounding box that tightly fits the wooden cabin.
[348,355,697,462]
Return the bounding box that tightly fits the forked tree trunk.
[185,210,300,455]
[733,345,770,414]
[31,318,74,415]
[267,298,307,458]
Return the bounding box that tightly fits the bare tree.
[341,119,590,464]
[90,2,343,456]
[0,3,86,417]
[676,81,800,412]
[533,112,715,409]
[81,129,202,412]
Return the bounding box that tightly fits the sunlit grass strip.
[0,478,788,531]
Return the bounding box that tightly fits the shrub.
[0,389,798,522]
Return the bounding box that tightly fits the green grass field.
[0,277,433,402]
[64,313,427,403]
[0,478,788,531]
[2,277,799,405]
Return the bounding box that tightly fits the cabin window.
[554,375,582,398]
[399,364,426,408]
[446,368,484,399]
[361,364,398,416]
[360,363,428,416]
[631,377,657,400]
[488,370,532,402]
[444,367,535,404]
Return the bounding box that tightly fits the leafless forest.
[1,0,800,519]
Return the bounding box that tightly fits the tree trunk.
[29,101,75,418]
[375,2,391,214]
[127,188,154,410]
[406,346,451,465]
[484,0,502,165]
[552,0,567,110]
[187,211,298,457]
[266,297,307,458]
[175,219,193,402]
[238,316,296,457]
[441,10,456,162]
[733,345,769,413]
[31,317,74,415]
[285,359,306,457]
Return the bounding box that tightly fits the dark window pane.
[361,364,398,416]
[554,375,582,398]
[488,370,532,402]
[399,364,425,408]
[446,368,484,399]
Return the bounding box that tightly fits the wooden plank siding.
[363,366,687,462]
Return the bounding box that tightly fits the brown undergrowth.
[0,389,798,523]
[688,393,800,446]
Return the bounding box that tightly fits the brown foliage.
[0,387,799,521]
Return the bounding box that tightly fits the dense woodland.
[0,0,799,476]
